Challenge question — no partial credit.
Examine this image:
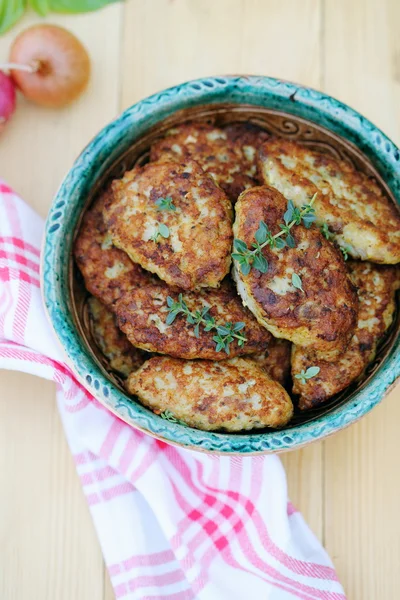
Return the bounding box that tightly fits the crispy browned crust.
[249,338,292,386]
[88,296,148,377]
[74,191,153,306]
[103,160,233,290]
[150,122,268,203]
[127,356,293,431]
[114,278,271,360]
[233,186,358,359]
[258,138,400,264]
[292,262,400,409]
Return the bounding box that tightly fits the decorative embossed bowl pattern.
[42,76,400,454]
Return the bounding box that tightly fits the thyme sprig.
[232,194,318,275]
[150,222,170,242]
[165,294,247,354]
[294,366,320,385]
[155,196,176,211]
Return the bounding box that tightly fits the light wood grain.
[1,1,400,599]
[323,2,400,598]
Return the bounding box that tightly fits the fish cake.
[292,262,400,409]
[258,138,400,264]
[88,296,148,377]
[232,186,358,360]
[74,190,153,306]
[127,356,293,431]
[249,338,292,386]
[150,122,268,203]
[114,278,271,360]
[103,160,233,290]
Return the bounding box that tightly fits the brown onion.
[9,24,90,108]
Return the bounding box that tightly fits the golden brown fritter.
[74,191,153,307]
[258,138,400,264]
[114,278,271,360]
[292,262,400,409]
[249,338,292,386]
[103,160,233,290]
[232,186,358,360]
[127,356,293,431]
[150,122,268,203]
[88,296,148,378]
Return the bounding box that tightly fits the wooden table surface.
[1,1,399,598]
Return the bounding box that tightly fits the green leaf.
[255,221,268,244]
[274,237,286,250]
[233,239,248,253]
[284,200,294,225]
[292,272,304,292]
[233,322,245,332]
[194,323,200,338]
[165,312,178,325]
[305,366,320,379]
[0,0,26,34]
[320,223,330,239]
[340,246,349,261]
[294,366,320,384]
[240,262,251,276]
[155,196,176,211]
[216,325,230,336]
[166,296,174,307]
[302,213,316,228]
[286,233,296,248]
[253,253,268,273]
[47,0,119,13]
[158,223,170,238]
[30,0,49,16]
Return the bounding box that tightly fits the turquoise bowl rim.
[42,75,400,454]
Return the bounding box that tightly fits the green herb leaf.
[165,312,178,325]
[320,223,332,240]
[274,237,286,250]
[286,233,296,248]
[340,246,349,261]
[284,200,295,225]
[158,223,170,238]
[240,262,251,276]
[253,253,268,273]
[233,239,248,253]
[302,213,316,228]
[254,221,268,245]
[155,196,176,211]
[305,366,320,378]
[292,272,304,293]
[294,366,320,385]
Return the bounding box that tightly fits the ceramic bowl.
[42,75,400,454]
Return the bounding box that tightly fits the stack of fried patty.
[74,121,400,431]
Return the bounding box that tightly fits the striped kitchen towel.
[0,180,346,600]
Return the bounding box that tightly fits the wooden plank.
[0,5,123,599]
[0,373,104,600]
[122,0,325,542]
[121,0,323,106]
[323,1,400,597]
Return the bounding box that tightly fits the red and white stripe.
[0,181,346,599]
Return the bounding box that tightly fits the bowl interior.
[69,103,400,433]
